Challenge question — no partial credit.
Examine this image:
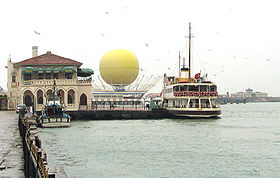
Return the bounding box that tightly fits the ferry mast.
[188,22,192,82]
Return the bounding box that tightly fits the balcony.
[21,79,92,87]
[22,79,78,86]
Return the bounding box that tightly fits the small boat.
[37,103,70,128]
[162,23,221,118]
[37,80,71,128]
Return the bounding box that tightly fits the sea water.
[39,102,280,177]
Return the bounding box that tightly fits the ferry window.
[179,85,184,91]
[12,76,16,82]
[210,85,217,92]
[189,85,198,91]
[211,99,217,108]
[24,74,31,81]
[181,100,187,108]
[65,73,73,79]
[46,73,51,79]
[173,86,179,91]
[38,73,44,79]
[189,99,195,108]
[189,99,199,108]
[53,73,58,79]
[200,85,207,92]
[179,85,188,91]
[201,99,210,108]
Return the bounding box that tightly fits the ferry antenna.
[179,51,181,77]
[188,22,192,82]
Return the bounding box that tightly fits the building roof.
[14,51,83,66]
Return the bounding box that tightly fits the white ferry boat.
[162,23,221,118]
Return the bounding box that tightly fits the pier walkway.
[0,111,24,177]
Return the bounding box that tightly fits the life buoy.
[179,91,183,96]
[189,91,193,96]
[206,92,210,96]
[194,91,199,96]
[173,92,177,96]
[210,92,215,96]
[215,92,218,96]
[200,91,205,96]
[183,91,187,96]
[101,98,104,101]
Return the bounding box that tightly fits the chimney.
[32,46,38,57]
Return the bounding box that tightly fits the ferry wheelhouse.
[162,23,221,118]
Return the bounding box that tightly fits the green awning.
[77,68,94,77]
[45,68,52,73]
[36,68,44,73]
[52,68,60,73]
[22,67,35,74]
[61,66,76,73]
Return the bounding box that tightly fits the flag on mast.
[195,73,200,79]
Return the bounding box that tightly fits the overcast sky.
[0,0,279,96]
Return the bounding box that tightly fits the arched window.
[37,90,43,104]
[67,89,75,104]
[23,90,34,106]
[46,89,53,103]
[57,89,65,104]
[25,95,32,106]
[68,95,73,104]
[80,94,87,105]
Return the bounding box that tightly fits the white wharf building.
[6,46,93,112]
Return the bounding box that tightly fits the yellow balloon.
[100,49,139,85]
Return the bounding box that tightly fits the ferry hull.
[39,117,71,128]
[168,109,221,118]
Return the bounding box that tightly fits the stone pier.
[0,111,24,177]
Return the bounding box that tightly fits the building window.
[80,94,87,105]
[65,73,72,79]
[24,74,31,81]
[68,95,73,104]
[46,73,51,79]
[53,73,58,79]
[12,76,16,82]
[37,90,43,104]
[38,97,43,104]
[38,73,44,79]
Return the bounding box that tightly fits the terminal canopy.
[36,68,44,73]
[61,66,76,73]
[22,66,35,74]
[52,68,60,73]
[77,68,94,77]
[45,68,52,73]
